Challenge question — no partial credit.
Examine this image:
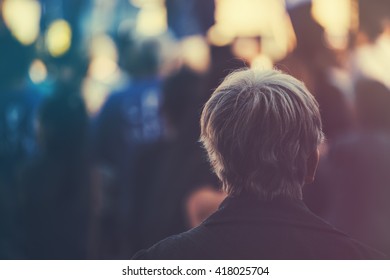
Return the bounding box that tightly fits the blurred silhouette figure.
[17,92,91,259]
[311,80,390,256]
[303,0,390,255]
[278,3,353,141]
[94,35,163,164]
[92,35,164,258]
[133,67,219,253]
[324,132,390,256]
[0,26,42,259]
[351,1,390,91]
[355,79,390,131]
[206,44,247,102]
[358,0,390,43]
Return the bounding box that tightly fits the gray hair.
[200,68,323,200]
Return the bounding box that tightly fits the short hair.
[200,68,323,200]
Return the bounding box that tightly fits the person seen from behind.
[133,68,386,260]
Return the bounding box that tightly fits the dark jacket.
[133,194,386,260]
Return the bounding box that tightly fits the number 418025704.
[215,267,269,276]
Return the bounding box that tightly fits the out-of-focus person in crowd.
[92,34,164,258]
[133,69,386,260]
[304,0,390,257]
[278,1,353,142]
[351,0,390,89]
[322,134,390,257]
[17,91,91,259]
[94,34,163,156]
[313,81,390,257]
[0,25,42,259]
[205,41,247,103]
[132,67,221,254]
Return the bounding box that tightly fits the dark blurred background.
[1,0,390,259]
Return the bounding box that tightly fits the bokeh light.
[312,0,354,49]
[89,34,118,62]
[209,0,293,61]
[82,78,113,116]
[46,20,72,57]
[29,59,48,84]
[88,56,119,82]
[251,53,273,70]
[134,0,167,36]
[180,36,210,74]
[83,34,121,115]
[2,0,41,45]
[207,24,235,47]
[88,34,119,82]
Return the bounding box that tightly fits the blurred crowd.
[1,0,390,259]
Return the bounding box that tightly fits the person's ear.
[305,148,320,184]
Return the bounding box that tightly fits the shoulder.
[294,206,388,259]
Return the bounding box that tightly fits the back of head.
[200,69,323,200]
[162,68,203,138]
[287,3,327,57]
[355,79,390,132]
[118,34,160,78]
[38,92,88,158]
[359,0,390,41]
